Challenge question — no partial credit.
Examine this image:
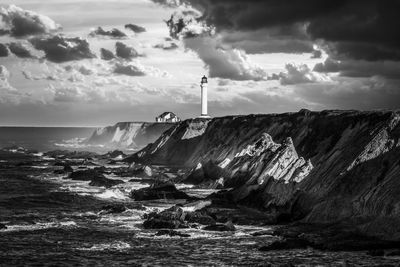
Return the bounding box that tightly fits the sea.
[0,127,96,152]
[0,127,399,266]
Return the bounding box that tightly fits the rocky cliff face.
[129,110,400,239]
[86,122,175,150]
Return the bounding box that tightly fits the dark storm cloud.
[0,43,9,57]
[113,63,146,76]
[124,24,146,33]
[0,5,61,37]
[314,58,400,79]
[8,42,34,58]
[89,27,127,38]
[154,0,400,62]
[30,35,96,63]
[100,48,115,60]
[115,42,140,59]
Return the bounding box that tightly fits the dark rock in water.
[69,169,100,181]
[251,230,275,237]
[64,165,73,173]
[129,164,153,177]
[259,238,311,251]
[130,182,192,201]
[89,176,124,188]
[367,250,385,257]
[69,169,124,188]
[0,223,6,230]
[100,204,126,214]
[54,164,73,174]
[203,221,235,232]
[185,210,216,225]
[155,229,190,238]
[143,204,217,230]
[143,206,188,229]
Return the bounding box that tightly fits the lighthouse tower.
[199,75,210,118]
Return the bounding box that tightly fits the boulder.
[100,204,126,214]
[69,169,124,188]
[0,223,6,230]
[89,176,124,188]
[143,206,188,229]
[130,182,192,201]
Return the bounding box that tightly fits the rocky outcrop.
[86,122,175,150]
[68,169,124,188]
[130,182,192,201]
[130,110,400,239]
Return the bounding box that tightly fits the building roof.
[157,111,178,118]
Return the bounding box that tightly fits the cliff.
[86,122,175,150]
[129,110,400,239]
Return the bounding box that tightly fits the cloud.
[115,42,140,59]
[152,0,400,79]
[185,36,266,81]
[164,9,266,81]
[0,65,13,89]
[314,57,400,79]
[270,63,331,85]
[0,43,9,57]
[30,35,96,62]
[0,5,61,36]
[89,27,127,38]
[113,62,170,78]
[154,42,179,50]
[8,42,34,58]
[100,48,115,60]
[113,62,146,76]
[125,24,146,33]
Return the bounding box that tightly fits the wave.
[76,241,131,251]
[96,188,129,200]
[0,221,77,232]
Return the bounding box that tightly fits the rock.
[367,250,385,257]
[100,204,126,214]
[69,169,124,188]
[143,206,188,229]
[0,223,6,230]
[89,176,124,188]
[69,169,100,181]
[128,164,153,177]
[203,221,236,232]
[130,182,192,201]
[64,165,73,173]
[259,238,311,251]
[184,160,227,188]
[155,230,190,238]
[251,230,275,237]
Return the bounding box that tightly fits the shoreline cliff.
[128,109,400,240]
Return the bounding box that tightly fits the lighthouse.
[199,75,210,118]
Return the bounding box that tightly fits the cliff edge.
[129,110,400,239]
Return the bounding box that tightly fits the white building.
[155,112,181,123]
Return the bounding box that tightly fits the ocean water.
[1,132,400,266]
[0,127,96,152]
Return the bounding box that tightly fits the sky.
[0,0,399,126]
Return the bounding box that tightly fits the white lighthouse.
[199,75,210,118]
